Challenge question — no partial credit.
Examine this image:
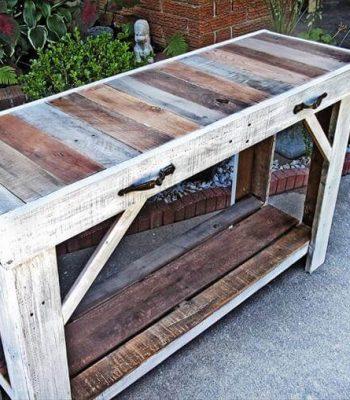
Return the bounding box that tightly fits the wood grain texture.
[160,62,268,104]
[0,249,71,400]
[65,205,298,376]
[204,49,309,85]
[133,69,246,113]
[15,103,138,168]
[82,84,200,137]
[75,196,262,316]
[52,93,174,152]
[0,114,103,184]
[244,36,345,71]
[257,32,350,64]
[0,140,64,202]
[0,184,23,215]
[223,43,327,78]
[71,224,310,400]
[182,55,292,95]
[108,76,224,125]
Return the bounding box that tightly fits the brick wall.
[99,0,271,49]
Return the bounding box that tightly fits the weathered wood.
[236,147,254,199]
[76,196,262,315]
[15,103,138,167]
[62,200,146,324]
[160,62,268,104]
[251,135,276,203]
[71,225,310,400]
[0,185,23,215]
[0,373,13,399]
[0,140,64,202]
[0,249,71,400]
[304,114,332,162]
[306,96,350,272]
[2,63,350,268]
[81,84,199,137]
[66,205,298,376]
[52,93,174,152]
[0,115,103,183]
[108,76,223,125]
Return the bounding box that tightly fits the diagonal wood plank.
[0,115,103,184]
[0,140,64,202]
[108,76,225,125]
[304,114,332,161]
[15,103,138,167]
[52,93,175,152]
[241,36,344,71]
[206,49,309,85]
[133,69,247,112]
[257,32,350,64]
[160,62,268,104]
[62,200,147,324]
[181,54,292,95]
[223,43,327,78]
[81,84,200,137]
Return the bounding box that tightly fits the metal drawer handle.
[294,92,328,114]
[118,164,176,196]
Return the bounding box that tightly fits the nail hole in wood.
[229,140,232,144]
[30,312,34,317]
[216,98,230,104]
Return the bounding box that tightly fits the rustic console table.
[0,30,349,400]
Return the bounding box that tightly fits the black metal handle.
[118,164,176,196]
[294,93,328,114]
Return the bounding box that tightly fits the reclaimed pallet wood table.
[0,30,349,400]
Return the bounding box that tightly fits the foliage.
[20,29,136,99]
[0,65,17,85]
[0,0,82,64]
[264,0,303,34]
[164,32,189,57]
[300,27,336,44]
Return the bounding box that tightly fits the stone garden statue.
[134,19,154,63]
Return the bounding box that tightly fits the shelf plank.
[71,224,310,400]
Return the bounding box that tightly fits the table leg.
[0,248,71,400]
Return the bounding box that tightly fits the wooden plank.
[182,55,292,95]
[71,225,310,400]
[0,184,23,215]
[257,32,350,64]
[0,115,103,184]
[306,96,350,272]
[304,114,332,161]
[0,249,71,400]
[62,200,146,324]
[15,103,138,168]
[65,205,298,376]
[251,135,276,203]
[240,37,345,72]
[82,84,200,137]
[76,196,262,315]
[236,147,254,200]
[204,49,309,85]
[1,64,350,269]
[51,93,174,153]
[133,69,247,113]
[160,62,269,104]
[108,76,224,125]
[223,43,327,78]
[0,140,64,202]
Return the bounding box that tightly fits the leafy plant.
[164,32,189,57]
[0,65,17,85]
[0,0,83,64]
[264,0,303,34]
[300,27,336,44]
[21,29,136,99]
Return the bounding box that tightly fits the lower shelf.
[67,200,310,399]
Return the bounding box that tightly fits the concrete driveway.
[116,176,350,400]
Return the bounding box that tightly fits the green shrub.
[21,29,136,100]
[164,32,189,57]
[300,28,336,45]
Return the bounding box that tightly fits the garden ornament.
[134,19,154,63]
